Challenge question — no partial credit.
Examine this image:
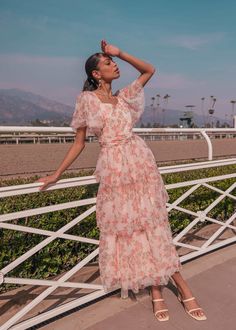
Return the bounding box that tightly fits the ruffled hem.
[96,177,170,236]
[97,218,171,237]
[102,265,182,299]
[98,227,182,299]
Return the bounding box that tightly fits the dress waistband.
[99,134,134,148]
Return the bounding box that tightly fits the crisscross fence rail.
[0,157,236,327]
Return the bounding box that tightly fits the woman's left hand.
[101,39,121,57]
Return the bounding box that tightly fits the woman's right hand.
[101,39,121,57]
[35,173,60,191]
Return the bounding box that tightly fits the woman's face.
[92,54,120,82]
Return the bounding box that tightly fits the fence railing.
[0,157,236,329]
[1,127,236,160]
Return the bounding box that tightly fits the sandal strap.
[152,298,164,302]
[154,309,168,315]
[188,307,203,313]
[182,296,195,302]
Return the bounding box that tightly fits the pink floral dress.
[70,78,182,299]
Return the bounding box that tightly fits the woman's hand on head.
[101,39,121,57]
[35,173,60,191]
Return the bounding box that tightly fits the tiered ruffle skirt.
[95,134,182,298]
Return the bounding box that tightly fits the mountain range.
[0,89,74,126]
[0,88,226,127]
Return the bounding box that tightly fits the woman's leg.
[171,271,206,318]
[151,285,169,320]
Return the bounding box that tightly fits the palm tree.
[162,94,170,127]
[156,94,161,106]
[230,100,236,127]
[207,96,216,127]
[212,97,216,108]
[156,94,161,124]
[201,97,205,127]
[208,107,215,128]
[151,96,155,107]
[151,96,155,125]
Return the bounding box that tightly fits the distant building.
[179,111,194,128]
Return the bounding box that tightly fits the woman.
[36,40,207,322]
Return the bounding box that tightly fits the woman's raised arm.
[101,39,155,86]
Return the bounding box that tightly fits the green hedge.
[0,165,235,293]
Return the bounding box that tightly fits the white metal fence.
[0,157,236,329]
[1,127,236,160]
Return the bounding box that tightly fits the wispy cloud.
[164,32,225,50]
[148,72,205,90]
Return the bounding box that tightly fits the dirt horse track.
[0,137,236,180]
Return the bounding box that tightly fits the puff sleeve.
[70,91,104,136]
[117,78,145,125]
[70,92,88,133]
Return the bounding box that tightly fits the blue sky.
[0,0,235,120]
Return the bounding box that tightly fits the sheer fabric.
[70,78,182,299]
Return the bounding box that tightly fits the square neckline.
[88,90,120,107]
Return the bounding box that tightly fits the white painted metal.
[0,206,96,275]
[200,130,213,160]
[0,222,99,245]
[0,249,100,330]
[1,127,236,161]
[1,126,236,133]
[9,290,108,330]
[160,158,236,173]
[0,157,236,329]
[5,277,103,290]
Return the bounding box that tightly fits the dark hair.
[82,52,103,91]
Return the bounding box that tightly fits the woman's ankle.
[171,278,192,298]
[151,285,164,298]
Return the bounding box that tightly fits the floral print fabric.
[70,78,182,299]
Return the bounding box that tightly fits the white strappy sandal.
[152,298,169,321]
[177,293,207,321]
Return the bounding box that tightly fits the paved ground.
[0,138,236,179]
[39,243,236,330]
[85,259,236,330]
